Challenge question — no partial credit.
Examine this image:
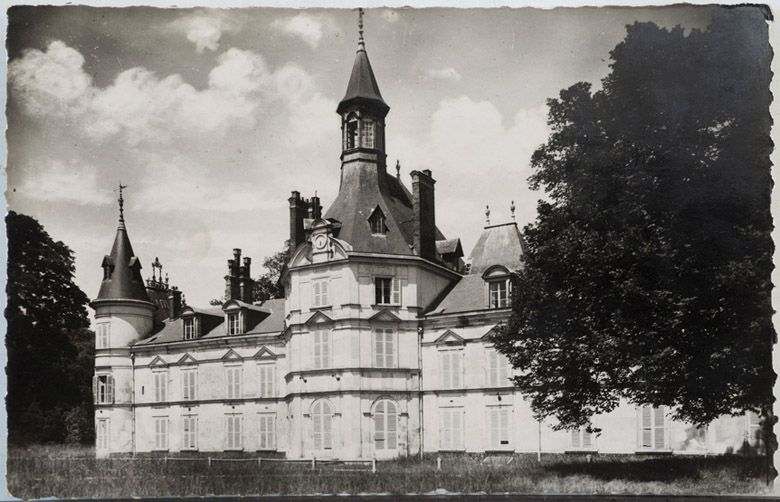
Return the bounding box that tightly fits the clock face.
[314,234,327,250]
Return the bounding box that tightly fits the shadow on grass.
[545,454,766,483]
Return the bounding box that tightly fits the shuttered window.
[259,414,276,450]
[312,400,333,450]
[96,419,110,451]
[182,416,197,450]
[488,406,511,449]
[313,328,331,369]
[183,318,196,340]
[94,374,115,404]
[96,323,110,348]
[439,350,463,389]
[374,400,398,450]
[487,349,510,387]
[439,408,465,451]
[639,406,666,450]
[225,414,243,450]
[375,277,400,305]
[313,279,329,307]
[374,329,395,368]
[226,367,242,399]
[227,313,240,335]
[571,426,594,450]
[258,364,275,397]
[154,417,168,450]
[181,369,197,401]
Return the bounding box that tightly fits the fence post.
[311,458,316,471]
[164,455,168,468]
[258,457,262,467]
[372,458,376,474]
[437,456,441,471]
[208,456,212,468]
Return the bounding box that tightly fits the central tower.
[336,8,390,178]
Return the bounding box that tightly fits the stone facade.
[91,27,759,460]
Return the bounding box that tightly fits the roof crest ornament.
[117,182,127,229]
[358,7,365,51]
[485,204,491,225]
[510,200,516,222]
[396,159,401,178]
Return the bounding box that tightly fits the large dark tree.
[493,8,774,430]
[6,211,95,444]
[253,243,292,302]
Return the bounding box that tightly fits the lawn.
[7,445,772,499]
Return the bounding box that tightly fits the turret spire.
[358,7,365,51]
[118,183,127,229]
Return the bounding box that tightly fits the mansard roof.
[96,224,151,303]
[324,172,445,256]
[467,222,526,275]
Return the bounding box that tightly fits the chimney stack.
[168,287,182,319]
[240,257,254,303]
[411,169,436,260]
[289,191,308,249]
[225,248,242,301]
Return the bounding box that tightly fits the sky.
[6,5,718,308]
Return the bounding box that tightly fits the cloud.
[425,67,462,82]
[171,11,239,53]
[9,41,335,149]
[271,13,331,49]
[381,9,400,23]
[19,160,113,206]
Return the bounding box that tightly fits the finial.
[485,204,491,225]
[396,160,401,178]
[165,273,169,286]
[510,200,516,222]
[117,183,127,228]
[358,7,365,50]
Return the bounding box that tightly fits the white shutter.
[452,352,462,387]
[571,429,580,449]
[322,280,329,305]
[391,277,400,304]
[322,330,330,368]
[489,408,499,447]
[440,409,451,449]
[387,402,397,450]
[641,407,652,448]
[582,428,593,449]
[107,375,115,403]
[92,376,98,404]
[654,407,665,450]
[440,352,450,388]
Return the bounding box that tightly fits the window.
[226,366,242,399]
[258,364,275,397]
[374,328,395,368]
[312,279,329,307]
[225,414,243,450]
[375,277,400,305]
[487,348,510,387]
[182,369,197,401]
[96,419,110,451]
[488,279,510,308]
[182,416,198,450]
[639,406,666,450]
[227,313,241,335]
[96,323,110,348]
[361,119,374,148]
[313,328,331,369]
[439,350,463,389]
[259,414,276,450]
[154,372,168,402]
[747,411,762,445]
[369,208,387,235]
[154,417,168,450]
[571,426,594,450]
[439,408,465,451]
[488,407,511,449]
[374,399,398,450]
[312,400,334,450]
[183,318,196,340]
[346,117,358,149]
[94,374,114,404]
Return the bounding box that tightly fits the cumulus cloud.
[9,41,334,148]
[20,160,113,205]
[271,13,331,49]
[381,10,400,23]
[425,67,462,82]
[171,11,239,53]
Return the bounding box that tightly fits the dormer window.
[183,318,196,340]
[483,265,512,309]
[227,312,241,335]
[368,206,388,235]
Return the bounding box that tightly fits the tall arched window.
[361,119,374,148]
[373,399,398,450]
[312,400,333,450]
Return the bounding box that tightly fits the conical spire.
[337,8,389,116]
[96,185,151,303]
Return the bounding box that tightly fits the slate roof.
[337,42,389,116]
[135,298,286,346]
[426,222,526,315]
[324,171,445,256]
[96,222,151,303]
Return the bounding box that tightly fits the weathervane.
[510,200,516,222]
[396,160,401,178]
[358,7,365,49]
[117,183,128,228]
[485,205,491,225]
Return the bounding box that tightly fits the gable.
[368,308,402,323]
[148,355,168,368]
[435,329,465,345]
[305,310,334,326]
[220,348,243,361]
[177,353,197,365]
[253,346,278,360]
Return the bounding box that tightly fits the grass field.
[7,445,771,498]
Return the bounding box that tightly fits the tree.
[6,211,95,444]
[253,243,292,302]
[493,9,774,431]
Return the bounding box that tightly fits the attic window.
[183,318,196,340]
[369,207,388,235]
[346,115,358,150]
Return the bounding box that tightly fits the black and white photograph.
[3,3,777,498]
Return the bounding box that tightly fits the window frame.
[638,405,667,451]
[487,347,510,387]
[94,374,115,404]
[183,317,196,340]
[373,399,399,451]
[570,425,596,451]
[312,327,332,370]
[227,312,241,336]
[96,418,110,451]
[312,278,330,308]
[374,276,400,305]
[487,406,512,450]
[312,400,334,451]
[439,407,465,451]
[154,371,168,403]
[181,368,197,401]
[258,413,276,450]
[438,348,463,389]
[258,363,275,397]
[225,365,242,400]
[182,415,198,451]
[373,328,396,368]
[225,414,243,451]
[96,323,110,349]
[488,279,510,309]
[153,416,168,451]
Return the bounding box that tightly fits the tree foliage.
[253,243,292,302]
[493,10,774,429]
[6,211,95,444]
